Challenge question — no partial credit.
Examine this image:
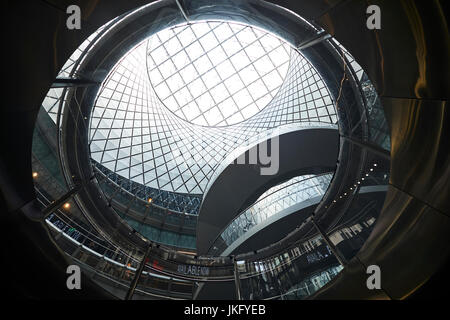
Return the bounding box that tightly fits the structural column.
[311,217,348,266]
[233,257,242,300]
[125,244,152,300]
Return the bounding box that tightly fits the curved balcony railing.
[94,163,202,215]
[211,173,333,255]
[33,108,199,250]
[202,122,338,200]
[94,166,198,249]
[35,153,388,300]
[236,239,345,300]
[33,91,389,301]
[37,187,237,281]
[46,219,195,299]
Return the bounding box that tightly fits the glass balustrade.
[214,173,333,253]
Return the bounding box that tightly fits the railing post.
[233,257,243,300]
[125,244,152,300]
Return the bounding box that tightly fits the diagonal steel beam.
[125,245,152,300]
[42,184,83,218]
[342,135,390,160]
[311,216,348,266]
[175,0,190,23]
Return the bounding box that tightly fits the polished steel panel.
[383,97,449,214]
[315,0,450,100]
[311,1,449,299]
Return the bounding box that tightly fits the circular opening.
[147,21,291,127]
[30,0,391,300]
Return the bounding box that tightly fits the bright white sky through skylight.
[147,21,291,127]
[87,21,337,194]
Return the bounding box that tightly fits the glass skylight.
[220,173,333,247]
[86,21,337,195]
[147,21,291,126]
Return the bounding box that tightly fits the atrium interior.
[2,0,449,301]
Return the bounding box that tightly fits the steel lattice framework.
[42,20,337,196]
[87,21,337,195]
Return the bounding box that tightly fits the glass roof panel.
[147,21,291,127]
[88,21,337,195]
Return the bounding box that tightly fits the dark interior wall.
[307,0,450,299]
[1,0,154,299]
[2,0,155,213]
